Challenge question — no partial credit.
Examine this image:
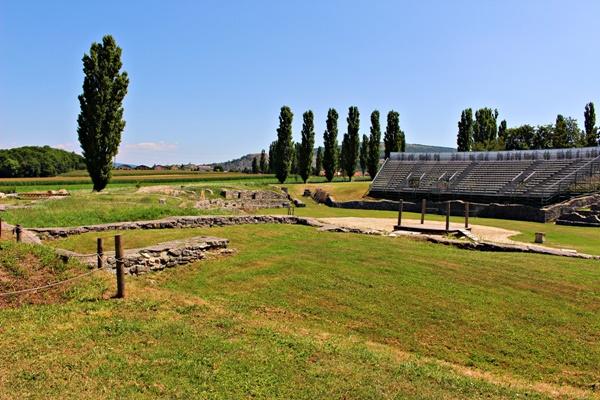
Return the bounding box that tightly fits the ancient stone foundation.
[106,236,229,275]
[29,215,321,240]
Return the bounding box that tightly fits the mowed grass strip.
[40,224,600,399]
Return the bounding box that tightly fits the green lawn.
[260,192,600,255]
[0,187,238,228]
[2,178,597,255]
[3,224,598,399]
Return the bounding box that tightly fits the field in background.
[0,170,369,192]
[2,224,598,399]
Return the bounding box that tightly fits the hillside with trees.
[0,146,85,178]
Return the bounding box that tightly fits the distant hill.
[212,143,455,171]
[405,143,456,153]
[211,153,261,172]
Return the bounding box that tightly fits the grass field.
[2,224,598,399]
[0,171,369,193]
[2,178,598,255]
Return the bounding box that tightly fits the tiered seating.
[509,160,575,195]
[400,161,471,191]
[527,159,591,196]
[453,161,532,194]
[369,151,599,205]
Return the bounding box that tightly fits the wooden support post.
[397,199,403,227]
[464,202,469,229]
[97,238,104,269]
[15,224,22,242]
[446,202,451,232]
[115,235,125,299]
[420,199,426,224]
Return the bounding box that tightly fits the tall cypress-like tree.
[290,142,300,176]
[298,110,315,183]
[268,141,277,173]
[77,35,129,191]
[339,134,347,177]
[456,108,474,152]
[383,111,402,159]
[323,108,339,182]
[314,147,323,176]
[341,106,360,181]
[251,157,259,173]
[553,114,569,149]
[584,102,598,146]
[274,106,293,183]
[359,134,368,175]
[259,149,267,173]
[367,110,381,179]
[498,119,508,143]
[473,108,498,150]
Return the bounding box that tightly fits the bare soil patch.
[317,217,523,244]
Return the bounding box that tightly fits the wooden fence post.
[115,235,125,299]
[420,199,426,224]
[15,224,22,243]
[464,202,469,229]
[446,202,451,233]
[97,238,104,269]
[397,199,403,227]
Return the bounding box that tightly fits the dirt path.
[317,217,522,244]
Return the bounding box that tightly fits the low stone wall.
[195,198,290,210]
[109,236,229,275]
[56,236,229,275]
[556,211,600,227]
[29,215,321,240]
[543,193,600,222]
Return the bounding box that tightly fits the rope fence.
[0,234,128,300]
[0,268,102,297]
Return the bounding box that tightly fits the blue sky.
[1,0,599,164]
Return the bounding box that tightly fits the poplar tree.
[498,119,508,144]
[268,141,277,173]
[473,108,498,150]
[367,110,381,179]
[259,149,267,173]
[77,35,129,191]
[383,111,402,158]
[289,142,299,176]
[314,147,323,176]
[298,110,315,183]
[323,108,339,182]
[274,106,293,183]
[456,108,474,151]
[584,102,598,146]
[553,114,569,148]
[359,134,368,175]
[341,106,360,181]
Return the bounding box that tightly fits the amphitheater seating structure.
[369,147,600,206]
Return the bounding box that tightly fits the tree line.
[0,146,85,178]
[264,106,406,183]
[457,103,599,152]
